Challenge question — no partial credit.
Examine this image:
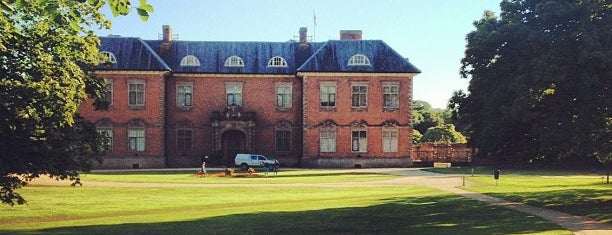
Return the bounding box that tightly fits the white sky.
[97,0,502,109]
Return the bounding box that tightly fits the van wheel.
[240,163,248,171]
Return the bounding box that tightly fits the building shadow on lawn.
[1,195,568,235]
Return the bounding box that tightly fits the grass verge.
[424,166,612,223]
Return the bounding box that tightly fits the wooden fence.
[412,143,475,166]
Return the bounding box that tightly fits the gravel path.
[29,168,611,234]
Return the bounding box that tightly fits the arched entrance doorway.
[222,130,246,166]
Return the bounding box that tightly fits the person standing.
[274,159,280,176]
[263,161,269,176]
[201,161,207,176]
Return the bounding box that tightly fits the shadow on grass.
[1,195,568,235]
[486,188,612,223]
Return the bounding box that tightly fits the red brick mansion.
[80,26,421,168]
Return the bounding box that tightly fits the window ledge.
[178,106,193,111]
[351,107,368,112]
[383,107,399,112]
[276,107,291,112]
[129,106,146,110]
[320,107,337,112]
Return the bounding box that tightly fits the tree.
[412,129,423,144]
[454,1,611,165]
[412,100,444,134]
[421,124,467,144]
[0,0,153,205]
[594,117,611,183]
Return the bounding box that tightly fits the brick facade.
[81,26,420,168]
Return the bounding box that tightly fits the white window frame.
[224,56,244,67]
[382,129,398,153]
[100,51,117,64]
[351,82,368,108]
[383,82,400,109]
[267,56,288,68]
[226,82,243,106]
[276,82,292,109]
[320,129,336,153]
[128,129,145,152]
[347,54,371,66]
[97,128,113,151]
[176,83,193,108]
[104,79,113,106]
[180,55,200,67]
[128,80,145,107]
[320,82,337,108]
[351,130,368,153]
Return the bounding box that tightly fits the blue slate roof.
[143,40,324,74]
[297,40,421,73]
[98,37,170,71]
[98,37,420,74]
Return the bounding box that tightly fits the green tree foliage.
[412,129,423,144]
[421,124,467,144]
[0,0,153,205]
[412,100,444,134]
[453,0,610,165]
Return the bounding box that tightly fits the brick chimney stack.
[340,30,362,40]
[299,27,308,45]
[162,25,172,43]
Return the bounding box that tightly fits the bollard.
[493,169,500,185]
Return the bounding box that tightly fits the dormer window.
[267,56,288,68]
[224,56,244,67]
[180,55,200,67]
[100,51,117,64]
[348,54,371,66]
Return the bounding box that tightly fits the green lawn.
[426,167,612,223]
[78,169,398,184]
[0,170,571,235]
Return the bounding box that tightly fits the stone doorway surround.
[211,105,256,164]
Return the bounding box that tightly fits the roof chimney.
[340,30,362,40]
[299,27,308,45]
[162,25,172,43]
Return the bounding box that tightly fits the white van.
[234,154,275,170]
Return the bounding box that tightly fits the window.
[128,129,145,151]
[224,56,244,67]
[276,83,292,109]
[100,51,117,64]
[177,84,193,107]
[320,82,336,107]
[320,129,336,152]
[383,82,400,109]
[267,56,288,68]
[180,55,200,67]
[128,81,145,107]
[348,54,371,66]
[383,129,398,153]
[226,82,243,106]
[351,130,367,152]
[351,83,368,108]
[97,129,113,151]
[177,129,192,151]
[276,130,290,152]
[103,80,113,106]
